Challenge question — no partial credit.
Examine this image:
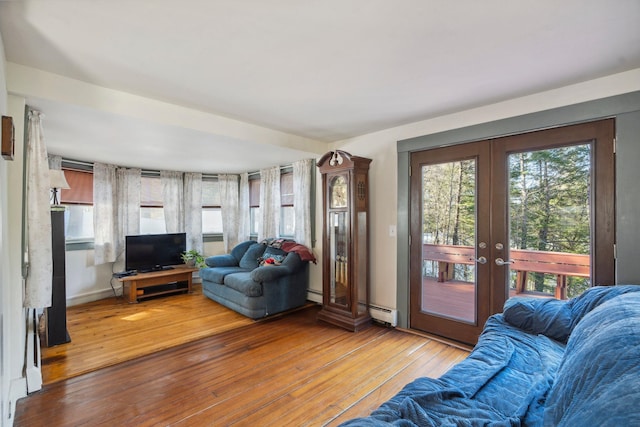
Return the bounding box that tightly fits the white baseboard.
[67,288,117,307]
[306,289,397,327]
[7,377,27,425]
[306,288,322,304]
[67,274,202,307]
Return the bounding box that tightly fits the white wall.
[335,69,640,310]
[1,31,29,425]
[0,29,9,427]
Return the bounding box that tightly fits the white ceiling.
[1,0,639,173]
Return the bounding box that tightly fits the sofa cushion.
[199,266,249,284]
[503,284,640,343]
[224,272,263,297]
[204,254,237,268]
[503,298,572,343]
[543,291,640,426]
[230,240,256,263]
[238,243,267,270]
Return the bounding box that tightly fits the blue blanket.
[340,285,640,427]
[542,291,640,426]
[340,316,565,426]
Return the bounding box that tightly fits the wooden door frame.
[490,119,615,314]
[409,142,491,344]
[408,119,615,344]
[397,92,640,332]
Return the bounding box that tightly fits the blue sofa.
[200,240,310,319]
[341,285,640,426]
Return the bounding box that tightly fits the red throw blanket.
[261,238,317,263]
[280,241,317,263]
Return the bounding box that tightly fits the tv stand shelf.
[117,265,198,303]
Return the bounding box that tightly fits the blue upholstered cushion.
[199,266,249,284]
[230,240,256,263]
[503,298,572,343]
[503,285,640,343]
[238,243,267,270]
[204,254,237,268]
[223,272,263,297]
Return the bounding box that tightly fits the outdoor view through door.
[410,119,615,345]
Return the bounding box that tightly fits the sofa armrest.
[250,265,293,282]
[204,254,238,268]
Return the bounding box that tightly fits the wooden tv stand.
[117,266,198,303]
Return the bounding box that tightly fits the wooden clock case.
[317,150,372,331]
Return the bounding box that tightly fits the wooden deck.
[421,278,547,323]
[422,278,478,323]
[422,244,590,316]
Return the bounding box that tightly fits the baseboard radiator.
[306,289,398,327]
[369,304,398,327]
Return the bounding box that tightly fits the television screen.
[125,233,186,272]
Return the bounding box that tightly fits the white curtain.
[238,172,251,243]
[219,174,240,252]
[24,110,53,308]
[93,163,118,265]
[184,172,203,253]
[258,166,280,242]
[293,159,313,246]
[161,171,184,233]
[48,154,62,171]
[116,167,141,258]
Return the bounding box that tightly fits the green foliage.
[421,159,475,246]
[181,249,206,268]
[420,144,592,294]
[509,144,590,256]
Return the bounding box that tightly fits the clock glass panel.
[330,175,348,209]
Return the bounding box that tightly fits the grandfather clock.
[317,150,372,331]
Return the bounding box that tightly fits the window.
[202,179,222,234]
[280,172,294,237]
[60,167,94,240]
[248,172,296,237]
[249,177,260,235]
[140,175,165,234]
[59,161,304,244]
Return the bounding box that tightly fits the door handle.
[495,258,514,266]
[472,256,487,264]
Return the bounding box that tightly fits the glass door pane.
[507,144,592,300]
[329,211,348,306]
[421,159,477,323]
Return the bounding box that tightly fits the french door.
[409,119,615,345]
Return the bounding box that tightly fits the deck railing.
[423,244,590,299]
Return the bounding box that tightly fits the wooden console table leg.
[128,280,138,304]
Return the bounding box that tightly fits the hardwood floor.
[41,284,256,384]
[17,286,469,426]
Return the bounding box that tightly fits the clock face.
[330,175,348,209]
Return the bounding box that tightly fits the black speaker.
[46,209,71,346]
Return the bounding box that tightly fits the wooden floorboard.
[41,284,255,384]
[17,286,469,426]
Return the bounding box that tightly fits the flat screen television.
[125,233,186,273]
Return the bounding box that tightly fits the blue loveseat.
[200,240,311,319]
[341,285,640,426]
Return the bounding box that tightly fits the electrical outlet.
[389,225,396,237]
